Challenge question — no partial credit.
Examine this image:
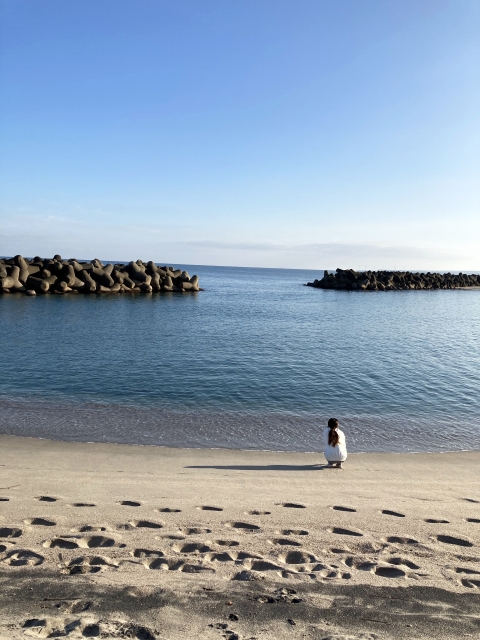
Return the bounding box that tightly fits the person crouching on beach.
[324,418,347,468]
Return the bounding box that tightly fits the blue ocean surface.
[1,265,479,453]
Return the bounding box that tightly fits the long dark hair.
[328,418,340,446]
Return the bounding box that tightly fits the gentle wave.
[0,396,478,453]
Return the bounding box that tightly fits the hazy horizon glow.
[1,0,479,270]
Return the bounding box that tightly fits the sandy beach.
[0,435,479,639]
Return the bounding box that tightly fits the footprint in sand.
[345,557,377,571]
[381,509,405,518]
[0,497,9,502]
[375,565,406,578]
[146,557,214,573]
[277,529,308,536]
[44,600,92,614]
[323,633,379,640]
[117,500,142,507]
[129,520,163,529]
[232,570,261,581]
[304,563,352,579]
[455,567,480,575]
[329,527,363,537]
[236,551,263,560]
[268,538,302,547]
[22,617,155,639]
[144,557,180,571]
[213,540,239,547]
[279,550,316,564]
[44,537,85,550]
[69,503,96,508]
[204,551,236,562]
[388,556,420,569]
[63,556,119,575]
[24,518,56,527]
[355,541,384,554]
[466,518,480,523]
[132,549,165,559]
[173,542,212,554]
[0,527,22,538]
[386,536,418,545]
[425,519,450,523]
[224,521,260,531]
[22,618,64,635]
[461,578,480,588]
[79,535,116,548]
[243,559,283,572]
[436,534,473,548]
[70,525,107,533]
[35,496,58,502]
[179,527,211,535]
[346,557,408,579]
[156,507,181,513]
[278,503,306,509]
[2,550,44,566]
[179,562,215,573]
[197,506,223,511]
[462,498,480,503]
[246,510,271,515]
[101,621,156,639]
[44,536,116,549]
[332,506,357,512]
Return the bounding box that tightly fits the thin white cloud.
[155,240,472,271]
[0,212,477,271]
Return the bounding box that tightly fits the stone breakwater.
[307,268,480,291]
[0,255,201,296]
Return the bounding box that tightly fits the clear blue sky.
[1,0,478,270]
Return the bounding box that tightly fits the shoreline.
[0,434,478,639]
[2,431,480,457]
[2,395,479,454]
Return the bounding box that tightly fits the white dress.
[324,427,347,462]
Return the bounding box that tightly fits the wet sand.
[0,435,479,639]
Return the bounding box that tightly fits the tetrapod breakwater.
[0,255,201,295]
[307,268,480,291]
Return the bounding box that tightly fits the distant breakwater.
[0,255,201,295]
[307,268,480,291]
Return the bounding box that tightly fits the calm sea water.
[1,265,479,453]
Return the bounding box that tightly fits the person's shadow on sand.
[184,464,331,471]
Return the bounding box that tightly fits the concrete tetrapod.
[306,268,480,292]
[0,255,202,296]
